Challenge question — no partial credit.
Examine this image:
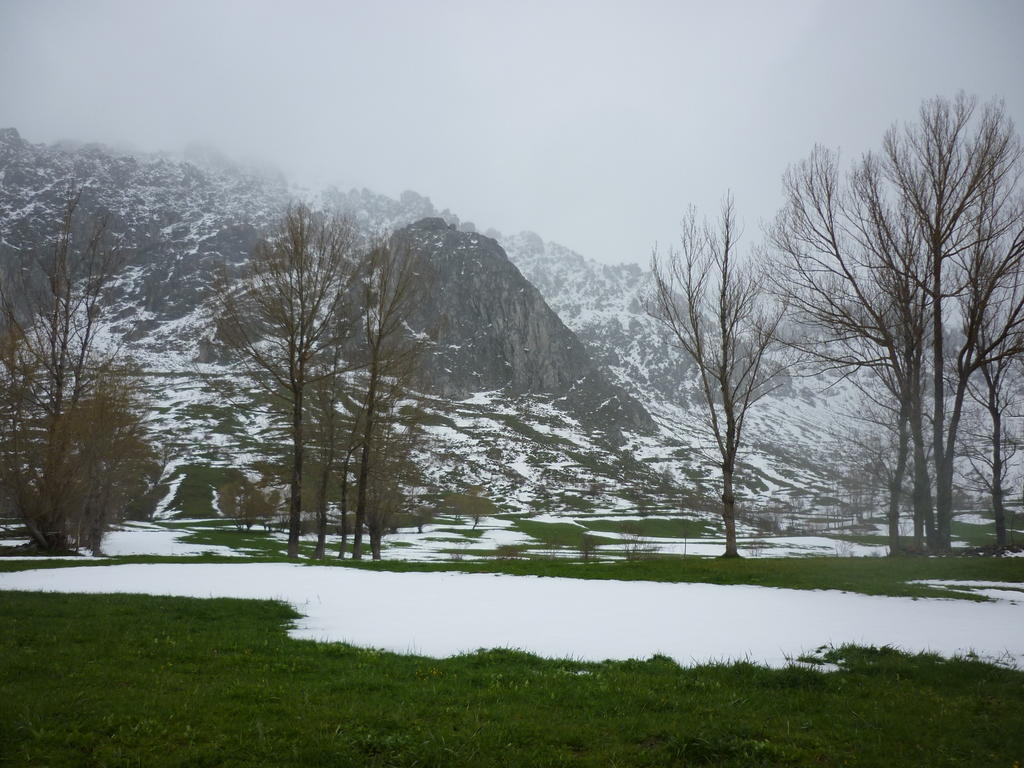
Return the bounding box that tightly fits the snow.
[915,579,1024,602]
[507,455,537,480]
[953,513,994,526]
[150,468,186,520]
[377,516,536,561]
[2,563,1022,668]
[477,528,534,547]
[527,513,584,526]
[99,522,243,557]
[461,390,503,406]
[1,538,34,548]
[647,536,889,558]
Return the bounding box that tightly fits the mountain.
[393,218,653,441]
[0,129,851,534]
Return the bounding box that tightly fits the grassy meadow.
[3,590,1023,767]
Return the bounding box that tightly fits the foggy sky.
[1,0,1022,265]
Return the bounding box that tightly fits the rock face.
[393,218,654,437]
[0,127,287,324]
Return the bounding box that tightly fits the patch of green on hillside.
[166,464,247,518]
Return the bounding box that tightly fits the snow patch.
[2,564,1022,668]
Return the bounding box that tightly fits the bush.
[494,544,528,560]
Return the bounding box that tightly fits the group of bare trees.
[652,93,1024,556]
[212,205,427,561]
[0,193,428,559]
[0,194,157,552]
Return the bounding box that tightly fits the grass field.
[3,548,1023,600]
[1,590,1022,767]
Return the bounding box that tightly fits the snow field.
[2,563,1022,669]
[100,522,245,557]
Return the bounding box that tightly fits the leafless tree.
[0,193,153,551]
[770,95,1024,553]
[883,93,1024,551]
[305,317,354,559]
[212,204,356,558]
[650,195,787,558]
[769,146,933,552]
[825,395,908,534]
[334,412,361,557]
[964,322,1023,548]
[363,400,425,559]
[349,236,423,560]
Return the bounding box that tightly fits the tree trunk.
[908,404,932,551]
[888,406,910,555]
[990,402,1007,548]
[352,370,378,561]
[352,454,366,560]
[314,461,329,560]
[929,246,954,554]
[934,458,954,552]
[934,376,970,553]
[287,388,303,559]
[721,459,740,558]
[337,449,351,558]
[24,518,53,551]
[369,527,382,560]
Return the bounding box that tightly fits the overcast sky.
[1,0,1021,265]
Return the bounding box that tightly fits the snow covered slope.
[0,129,855,536]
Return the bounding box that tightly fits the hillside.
[0,129,870,556]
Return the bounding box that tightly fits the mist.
[1,0,1021,264]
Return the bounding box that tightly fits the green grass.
[180,526,288,556]
[432,527,486,539]
[166,464,247,518]
[950,518,1023,548]
[513,519,620,549]
[577,516,717,539]
[1,591,1022,767]
[836,521,1023,551]
[3,547,1022,601]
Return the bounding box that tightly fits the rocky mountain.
[393,218,652,440]
[0,128,286,316]
[0,129,849,528]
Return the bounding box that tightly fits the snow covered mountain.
[0,129,850,533]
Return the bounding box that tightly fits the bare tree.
[349,236,423,560]
[769,146,933,553]
[306,317,354,559]
[965,318,1023,548]
[212,204,356,558]
[363,400,425,559]
[334,411,361,557]
[825,394,911,539]
[883,93,1024,551]
[0,193,153,552]
[771,95,1024,553]
[650,195,787,558]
